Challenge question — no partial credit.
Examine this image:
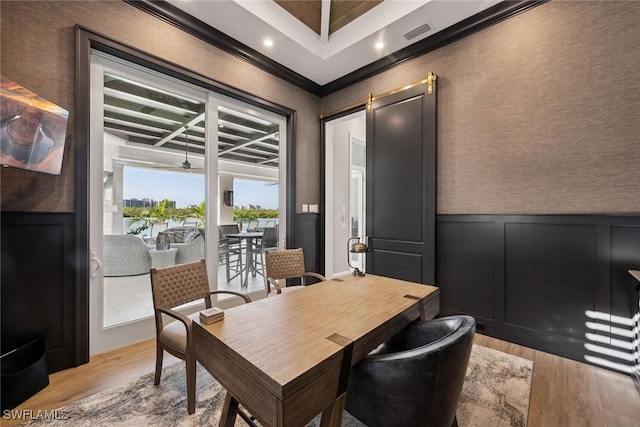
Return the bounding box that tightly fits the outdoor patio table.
[223,231,263,289]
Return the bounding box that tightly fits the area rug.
[23,344,532,427]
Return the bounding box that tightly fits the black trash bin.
[1,338,49,411]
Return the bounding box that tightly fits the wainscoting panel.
[1,212,77,373]
[437,215,640,371]
[504,222,597,342]
[610,225,640,319]
[294,213,320,274]
[437,221,496,320]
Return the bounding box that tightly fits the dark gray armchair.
[345,315,476,427]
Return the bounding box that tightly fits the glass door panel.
[215,99,286,296]
[90,52,207,354]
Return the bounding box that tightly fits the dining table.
[193,273,440,427]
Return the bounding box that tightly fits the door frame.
[75,27,297,363]
[320,106,366,276]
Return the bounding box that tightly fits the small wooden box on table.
[194,274,440,427]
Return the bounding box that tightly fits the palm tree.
[127,199,176,235]
[187,201,206,227]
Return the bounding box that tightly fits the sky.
[123,167,278,209]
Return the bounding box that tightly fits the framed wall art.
[1,76,69,175]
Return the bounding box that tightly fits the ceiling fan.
[182,126,191,170]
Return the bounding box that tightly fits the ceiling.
[103,72,280,173]
[165,0,502,86]
[104,0,523,173]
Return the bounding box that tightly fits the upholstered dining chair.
[345,315,476,427]
[264,248,326,295]
[150,260,251,414]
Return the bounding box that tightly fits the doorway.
[323,110,366,278]
[323,80,437,284]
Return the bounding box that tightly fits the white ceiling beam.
[154,113,205,147]
[104,87,200,116]
[104,105,181,126]
[219,132,279,156]
[320,0,331,44]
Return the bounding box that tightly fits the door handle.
[91,248,102,278]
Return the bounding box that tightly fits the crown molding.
[126,0,547,98]
[322,1,548,95]
[125,0,324,96]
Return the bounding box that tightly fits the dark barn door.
[365,82,437,284]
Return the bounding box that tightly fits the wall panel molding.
[1,212,82,373]
[437,214,640,372]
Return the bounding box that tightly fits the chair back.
[150,222,168,237]
[345,315,476,427]
[150,260,210,311]
[261,226,279,249]
[265,248,306,280]
[219,224,240,239]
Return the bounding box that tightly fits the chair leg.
[186,354,196,414]
[261,252,267,289]
[154,342,163,385]
[225,252,231,282]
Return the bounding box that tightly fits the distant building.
[123,198,176,208]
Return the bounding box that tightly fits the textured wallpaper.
[2,1,638,215]
[321,1,640,214]
[0,1,320,212]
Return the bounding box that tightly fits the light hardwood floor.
[2,335,639,427]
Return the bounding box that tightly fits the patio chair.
[264,248,326,295]
[150,260,251,414]
[218,224,242,249]
[150,222,168,237]
[244,226,279,286]
[219,237,243,282]
[103,234,152,276]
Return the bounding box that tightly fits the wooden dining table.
[193,274,440,427]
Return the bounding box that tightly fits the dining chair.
[150,260,251,414]
[264,248,326,295]
[218,237,243,282]
[218,224,242,248]
[244,226,279,285]
[345,315,476,427]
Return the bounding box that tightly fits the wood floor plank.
[2,335,638,426]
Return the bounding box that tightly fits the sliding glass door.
[89,53,287,354]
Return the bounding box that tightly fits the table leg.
[319,392,347,427]
[219,392,239,427]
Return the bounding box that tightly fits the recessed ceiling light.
[264,39,273,47]
[375,42,384,50]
